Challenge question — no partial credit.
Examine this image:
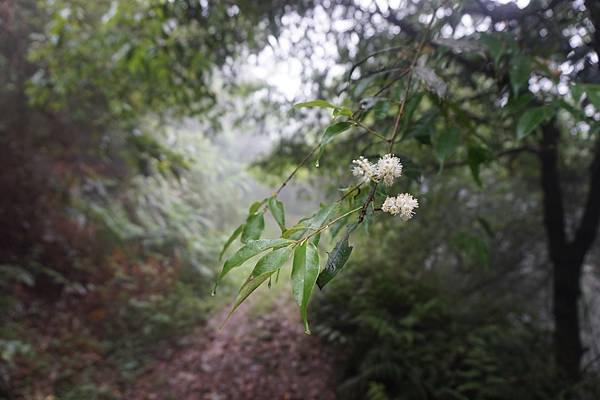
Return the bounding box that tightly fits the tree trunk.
[552,252,583,381]
[540,121,600,381]
[539,122,582,381]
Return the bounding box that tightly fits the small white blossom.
[382,193,419,221]
[395,193,419,221]
[382,196,401,215]
[375,154,403,186]
[352,156,377,183]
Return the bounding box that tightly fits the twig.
[298,206,362,243]
[358,183,378,223]
[353,120,389,141]
[387,8,437,153]
[273,143,320,197]
[338,183,364,203]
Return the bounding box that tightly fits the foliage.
[2,0,600,397]
[310,182,600,399]
[314,259,600,400]
[247,0,600,383]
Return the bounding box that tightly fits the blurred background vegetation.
[1,0,600,399]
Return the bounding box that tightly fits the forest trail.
[128,293,339,400]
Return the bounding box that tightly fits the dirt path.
[128,294,339,400]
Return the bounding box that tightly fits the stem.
[387,10,437,154]
[273,143,320,197]
[358,183,378,223]
[338,182,363,203]
[298,206,362,243]
[352,120,389,142]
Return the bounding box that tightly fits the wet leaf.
[579,84,600,109]
[227,273,273,319]
[294,99,337,109]
[516,106,555,140]
[282,223,309,240]
[306,203,339,230]
[509,55,531,95]
[217,239,293,283]
[333,106,353,117]
[248,200,265,214]
[317,237,353,289]
[219,223,244,260]
[317,121,353,160]
[467,145,490,186]
[241,213,264,243]
[480,33,505,65]
[291,242,321,333]
[251,246,293,277]
[268,197,286,232]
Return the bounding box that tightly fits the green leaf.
[467,145,490,186]
[509,55,531,95]
[480,34,504,65]
[227,273,274,319]
[219,223,244,260]
[504,93,534,115]
[477,216,494,238]
[558,99,587,120]
[434,127,461,162]
[322,120,353,139]
[405,107,438,143]
[294,99,337,109]
[317,121,353,160]
[333,106,353,117]
[251,246,294,277]
[583,84,600,110]
[241,213,265,243]
[291,242,307,304]
[572,84,600,109]
[217,239,293,282]
[306,203,339,230]
[282,204,339,241]
[403,93,424,124]
[373,98,391,120]
[268,197,286,232]
[291,243,320,334]
[572,84,585,104]
[316,237,353,289]
[310,233,321,247]
[516,106,555,140]
[248,200,265,214]
[329,215,349,239]
[282,223,308,240]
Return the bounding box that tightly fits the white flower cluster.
[351,156,377,184]
[377,154,404,187]
[381,193,419,221]
[351,154,418,221]
[351,154,403,187]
